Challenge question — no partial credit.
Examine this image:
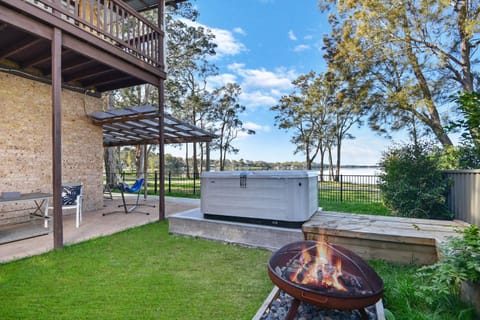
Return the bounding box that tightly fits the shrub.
[417,225,480,302]
[379,141,452,219]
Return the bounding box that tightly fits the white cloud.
[213,64,298,109]
[233,27,246,36]
[227,62,246,71]
[243,121,271,132]
[288,30,297,41]
[240,90,279,108]
[293,44,310,52]
[206,73,237,91]
[304,35,313,40]
[210,27,247,58]
[229,64,296,90]
[180,19,246,59]
[237,122,271,139]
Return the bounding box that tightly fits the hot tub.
[201,170,318,228]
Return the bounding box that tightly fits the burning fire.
[287,241,348,292]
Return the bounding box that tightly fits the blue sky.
[165,0,407,165]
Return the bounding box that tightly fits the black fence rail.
[318,175,382,203]
[117,171,201,196]
[114,171,382,202]
[164,171,201,196]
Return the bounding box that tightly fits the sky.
[165,0,409,165]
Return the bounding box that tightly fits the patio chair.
[46,183,83,228]
[103,178,154,216]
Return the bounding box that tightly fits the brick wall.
[0,72,104,225]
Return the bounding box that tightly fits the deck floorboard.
[302,211,469,265]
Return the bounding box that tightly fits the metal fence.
[115,170,479,224]
[445,170,480,226]
[119,171,201,196]
[318,175,382,203]
[117,171,383,202]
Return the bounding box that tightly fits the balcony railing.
[24,0,162,68]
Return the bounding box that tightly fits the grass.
[0,222,271,319]
[0,222,475,319]
[320,200,392,216]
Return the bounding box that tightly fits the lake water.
[318,167,382,184]
[320,167,382,176]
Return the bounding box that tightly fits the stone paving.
[0,195,199,264]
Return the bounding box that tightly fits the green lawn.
[320,200,392,216]
[0,221,474,319]
[0,222,271,320]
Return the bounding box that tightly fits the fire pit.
[268,240,384,320]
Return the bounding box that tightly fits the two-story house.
[0,0,192,248]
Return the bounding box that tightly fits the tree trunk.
[403,24,454,147]
[328,146,335,180]
[336,138,342,181]
[135,146,144,179]
[456,0,474,93]
[193,142,199,178]
[185,144,190,179]
[199,142,204,173]
[305,143,312,170]
[319,149,325,182]
[104,147,120,187]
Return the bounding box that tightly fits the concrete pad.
[168,208,304,251]
[0,196,198,264]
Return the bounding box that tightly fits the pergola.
[88,105,215,182]
[88,105,215,147]
[88,104,214,224]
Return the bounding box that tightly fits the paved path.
[0,196,199,264]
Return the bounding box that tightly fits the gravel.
[260,290,378,320]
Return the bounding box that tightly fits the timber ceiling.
[0,0,184,93]
[0,22,145,93]
[125,0,187,12]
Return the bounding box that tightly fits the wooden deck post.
[52,27,63,249]
[158,0,166,221]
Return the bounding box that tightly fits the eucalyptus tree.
[271,72,337,171]
[208,83,254,171]
[306,73,336,177]
[318,0,480,148]
[322,21,374,179]
[105,2,217,179]
[164,2,217,176]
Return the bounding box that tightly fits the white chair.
[46,183,83,228]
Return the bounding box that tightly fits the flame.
[288,242,348,292]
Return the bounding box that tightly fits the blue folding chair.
[103,178,154,216]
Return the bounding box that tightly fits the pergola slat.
[88,105,215,147]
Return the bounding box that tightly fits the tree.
[318,0,480,148]
[163,4,217,176]
[271,73,319,170]
[452,91,480,149]
[108,2,217,178]
[309,74,336,179]
[110,84,158,179]
[209,83,254,171]
[271,72,337,171]
[449,91,480,168]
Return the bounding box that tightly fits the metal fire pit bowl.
[268,240,384,311]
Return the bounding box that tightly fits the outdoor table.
[0,193,52,228]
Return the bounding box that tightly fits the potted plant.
[417,225,480,316]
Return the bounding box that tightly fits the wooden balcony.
[0,0,167,92]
